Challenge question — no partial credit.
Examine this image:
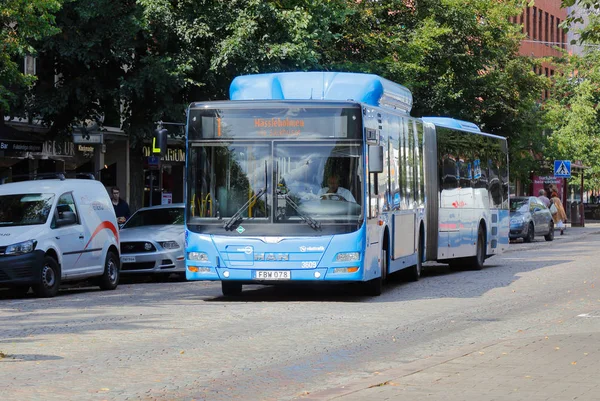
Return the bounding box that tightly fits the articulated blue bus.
[183,72,509,296]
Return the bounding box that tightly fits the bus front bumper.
[186,266,363,282]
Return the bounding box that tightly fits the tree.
[0,0,61,120]
[320,0,549,185]
[562,0,600,44]
[544,52,600,191]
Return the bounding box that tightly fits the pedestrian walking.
[538,189,551,208]
[550,191,567,235]
[111,186,131,225]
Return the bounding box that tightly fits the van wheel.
[33,256,61,298]
[469,225,486,270]
[221,281,242,296]
[99,251,119,290]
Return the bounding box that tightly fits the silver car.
[119,204,185,279]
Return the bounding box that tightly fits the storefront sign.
[533,175,563,200]
[73,133,102,144]
[41,141,76,157]
[77,145,94,153]
[143,145,185,163]
[0,140,43,153]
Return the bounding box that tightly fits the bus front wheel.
[222,281,242,296]
[363,249,386,296]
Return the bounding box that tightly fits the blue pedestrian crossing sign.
[554,160,571,178]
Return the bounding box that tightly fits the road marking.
[578,313,600,318]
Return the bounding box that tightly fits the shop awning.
[0,124,44,153]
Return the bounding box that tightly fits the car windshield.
[510,198,529,213]
[123,207,184,228]
[0,193,55,227]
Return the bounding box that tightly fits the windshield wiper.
[278,193,321,231]
[223,187,267,231]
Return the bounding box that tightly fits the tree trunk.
[129,141,145,213]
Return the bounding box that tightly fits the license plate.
[254,270,291,280]
[121,256,136,263]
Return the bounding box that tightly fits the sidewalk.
[298,222,600,401]
[299,333,600,401]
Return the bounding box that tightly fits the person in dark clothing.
[111,186,130,224]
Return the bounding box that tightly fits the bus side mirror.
[153,128,168,156]
[368,145,384,173]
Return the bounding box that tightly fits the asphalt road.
[1,230,599,401]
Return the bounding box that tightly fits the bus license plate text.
[255,271,290,280]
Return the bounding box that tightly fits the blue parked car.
[509,196,554,242]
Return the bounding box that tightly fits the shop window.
[100,163,117,187]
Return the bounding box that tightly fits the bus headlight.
[336,252,360,262]
[188,251,209,261]
[5,240,37,256]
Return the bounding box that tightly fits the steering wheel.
[320,193,346,202]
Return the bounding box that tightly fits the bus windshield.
[186,105,363,233]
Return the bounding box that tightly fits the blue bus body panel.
[186,224,375,282]
[229,72,413,110]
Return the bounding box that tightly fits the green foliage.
[561,0,600,44]
[544,51,600,189]
[321,0,548,183]
[0,0,61,113]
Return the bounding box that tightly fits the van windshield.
[0,194,55,227]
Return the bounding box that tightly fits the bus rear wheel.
[469,225,486,271]
[405,233,423,282]
[222,281,242,296]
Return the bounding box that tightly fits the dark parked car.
[509,196,554,242]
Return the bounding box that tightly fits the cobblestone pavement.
[1,223,599,401]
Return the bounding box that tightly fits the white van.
[0,177,120,297]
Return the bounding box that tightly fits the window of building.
[520,13,524,33]
[526,7,531,37]
[533,7,538,40]
[557,18,562,47]
[550,15,554,44]
[539,10,543,43]
[545,12,549,43]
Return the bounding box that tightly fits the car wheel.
[544,221,554,241]
[98,251,120,290]
[33,256,61,298]
[221,281,242,296]
[524,222,535,243]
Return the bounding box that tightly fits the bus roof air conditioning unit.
[229,72,413,114]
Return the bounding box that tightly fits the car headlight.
[159,241,180,250]
[5,240,37,256]
[336,252,360,262]
[188,251,209,262]
[510,217,525,224]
